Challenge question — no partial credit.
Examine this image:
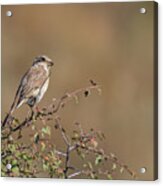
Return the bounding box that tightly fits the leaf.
[13,118,20,125]
[15,150,21,157]
[97,88,102,95]
[22,154,28,160]
[74,95,79,104]
[31,125,36,131]
[12,166,19,174]
[1,172,5,177]
[95,155,103,165]
[90,79,97,86]
[8,144,16,152]
[107,174,113,180]
[42,126,51,136]
[87,162,93,170]
[81,153,86,159]
[110,153,115,158]
[112,163,117,170]
[54,123,59,129]
[83,163,87,168]
[77,149,85,160]
[84,90,89,97]
[54,159,62,168]
[90,172,95,179]
[43,163,49,171]
[12,159,18,166]
[90,138,98,148]
[73,130,79,139]
[120,167,124,174]
[97,131,105,140]
[41,142,46,151]
[34,133,40,144]
[44,156,49,161]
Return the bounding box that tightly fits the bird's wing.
[16,65,49,107]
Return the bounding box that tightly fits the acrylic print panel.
[1,1,158,180]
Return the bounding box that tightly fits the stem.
[63,146,70,179]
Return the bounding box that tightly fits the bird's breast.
[36,78,50,103]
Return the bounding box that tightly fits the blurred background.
[2,2,155,180]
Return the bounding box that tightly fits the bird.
[2,55,54,127]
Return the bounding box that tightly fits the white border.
[0,0,156,5]
[0,0,162,186]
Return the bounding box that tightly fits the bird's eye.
[41,57,45,61]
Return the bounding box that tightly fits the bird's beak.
[49,61,54,66]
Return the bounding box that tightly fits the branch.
[54,118,71,146]
[2,80,101,140]
[79,145,136,178]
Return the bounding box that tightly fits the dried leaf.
[97,88,102,95]
[112,163,117,170]
[41,142,46,151]
[84,90,89,97]
[90,138,98,148]
[74,95,79,104]
[120,167,124,174]
[87,162,93,170]
[90,79,97,86]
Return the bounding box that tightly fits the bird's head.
[33,55,54,67]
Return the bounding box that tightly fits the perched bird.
[2,55,54,126]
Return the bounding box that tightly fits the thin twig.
[80,145,136,178]
[55,119,71,146]
[54,150,67,157]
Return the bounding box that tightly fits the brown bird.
[2,55,54,126]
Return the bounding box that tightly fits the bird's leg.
[35,106,46,122]
[30,106,36,121]
[31,105,42,120]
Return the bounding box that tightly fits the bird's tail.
[1,99,17,128]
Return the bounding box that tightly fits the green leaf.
[1,172,6,177]
[87,162,93,170]
[43,163,49,171]
[8,144,16,152]
[22,154,28,160]
[77,149,85,160]
[13,118,20,124]
[42,126,51,136]
[34,133,40,143]
[41,142,46,151]
[55,159,62,167]
[12,166,19,174]
[12,159,18,165]
[80,153,85,159]
[95,155,103,165]
[107,174,113,180]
